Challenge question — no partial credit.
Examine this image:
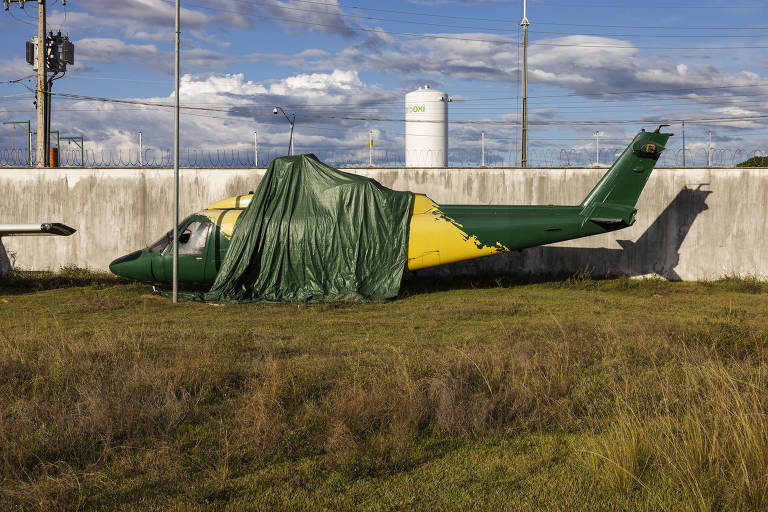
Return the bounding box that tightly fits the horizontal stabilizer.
[0,223,77,236]
[590,217,624,224]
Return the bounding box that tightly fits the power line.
[45,90,768,126]
[524,83,768,99]
[64,75,172,84]
[43,82,768,112]
[182,2,768,50]
[529,30,768,39]
[224,0,514,23]
[182,0,768,39]
[224,0,768,27]
[0,75,35,84]
[544,2,765,8]
[534,21,768,30]
[6,7,37,27]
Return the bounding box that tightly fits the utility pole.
[138,131,143,166]
[368,130,373,167]
[707,130,712,167]
[254,130,258,167]
[172,0,180,303]
[520,0,529,168]
[682,120,685,168]
[35,0,46,167]
[6,1,72,168]
[594,131,599,167]
[481,130,485,167]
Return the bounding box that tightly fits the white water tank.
[405,85,448,167]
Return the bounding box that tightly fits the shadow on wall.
[0,238,11,274]
[417,185,712,281]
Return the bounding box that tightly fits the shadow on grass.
[399,270,577,297]
[0,265,124,295]
[398,266,665,297]
[3,265,764,301]
[401,269,768,298]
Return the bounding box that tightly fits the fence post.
[481,131,485,167]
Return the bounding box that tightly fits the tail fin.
[580,128,672,226]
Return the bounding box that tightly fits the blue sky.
[1,0,767,166]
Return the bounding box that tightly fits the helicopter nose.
[109,250,153,282]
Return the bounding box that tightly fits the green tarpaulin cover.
[202,154,413,303]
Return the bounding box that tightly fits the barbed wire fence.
[0,144,765,168]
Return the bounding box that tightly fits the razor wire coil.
[1,146,767,168]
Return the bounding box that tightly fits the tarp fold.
[203,154,412,302]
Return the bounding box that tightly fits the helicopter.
[110,127,672,288]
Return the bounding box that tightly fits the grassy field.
[1,268,768,511]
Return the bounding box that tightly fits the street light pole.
[273,106,295,156]
[520,0,529,168]
[172,0,180,303]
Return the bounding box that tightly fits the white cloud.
[34,71,400,160]
[77,38,160,64]
[73,38,232,74]
[177,73,267,101]
[251,33,768,119]
[75,0,211,28]
[256,0,357,37]
[0,58,34,80]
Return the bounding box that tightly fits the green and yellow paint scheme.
[110,128,672,284]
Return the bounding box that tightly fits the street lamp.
[273,106,295,156]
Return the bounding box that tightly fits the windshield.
[148,231,171,253]
[147,216,210,254]
[179,221,211,255]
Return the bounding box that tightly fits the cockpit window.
[148,231,171,253]
[178,221,211,255]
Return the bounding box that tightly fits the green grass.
[1,270,767,511]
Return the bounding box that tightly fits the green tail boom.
[580,128,672,228]
[432,128,674,258]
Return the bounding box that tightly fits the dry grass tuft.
[589,361,768,511]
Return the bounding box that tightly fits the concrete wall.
[1,166,766,280]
